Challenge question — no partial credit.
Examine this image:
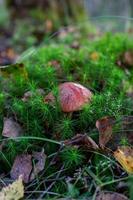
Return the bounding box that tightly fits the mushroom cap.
[44,82,93,112]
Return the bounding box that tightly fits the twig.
[38,165,65,199]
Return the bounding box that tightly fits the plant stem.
[0,136,62,145]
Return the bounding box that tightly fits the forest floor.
[0,8,133,200]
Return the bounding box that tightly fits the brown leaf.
[22,88,45,102]
[96,191,128,200]
[0,176,24,200]
[10,151,46,183]
[70,41,80,50]
[48,60,62,76]
[10,154,32,183]
[2,118,23,138]
[114,146,133,174]
[96,116,114,149]
[90,52,99,61]
[117,51,133,69]
[124,51,133,67]
[0,63,28,79]
[45,19,53,33]
[0,47,17,66]
[44,82,93,112]
[58,29,68,39]
[44,92,55,105]
[64,134,98,149]
[30,150,46,181]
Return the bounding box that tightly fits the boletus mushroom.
[44,82,93,112]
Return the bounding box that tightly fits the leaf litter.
[96,116,115,149]
[10,150,46,183]
[0,176,24,200]
[0,23,133,199]
[2,117,23,138]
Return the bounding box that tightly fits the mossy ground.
[0,29,133,199]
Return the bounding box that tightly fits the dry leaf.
[2,117,23,138]
[45,19,53,32]
[0,63,28,79]
[90,52,99,61]
[58,30,68,39]
[70,41,80,49]
[114,146,133,174]
[10,154,32,183]
[96,116,114,149]
[44,82,93,112]
[124,51,133,67]
[44,91,55,105]
[0,47,17,66]
[117,51,133,69]
[22,88,45,102]
[48,60,62,76]
[0,176,24,200]
[30,150,46,181]
[64,134,98,149]
[96,191,128,200]
[11,151,46,183]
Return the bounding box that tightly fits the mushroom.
[44,82,93,112]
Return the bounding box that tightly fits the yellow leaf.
[90,52,99,61]
[114,146,133,174]
[0,176,24,200]
[0,63,28,79]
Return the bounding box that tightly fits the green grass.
[0,31,133,199]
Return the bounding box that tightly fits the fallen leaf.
[45,19,53,33]
[117,51,133,69]
[2,117,23,138]
[30,150,46,181]
[124,51,133,67]
[96,116,114,149]
[0,176,24,200]
[0,63,27,78]
[48,60,62,76]
[90,52,99,61]
[67,26,76,33]
[96,191,128,200]
[64,134,98,149]
[114,146,133,174]
[58,29,68,39]
[70,41,80,49]
[10,154,32,183]
[22,88,45,102]
[10,151,46,183]
[0,47,17,66]
[44,91,55,105]
[44,82,93,112]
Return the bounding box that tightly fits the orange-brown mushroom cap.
[44,82,93,112]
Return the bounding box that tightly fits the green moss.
[0,31,133,198]
[61,147,85,168]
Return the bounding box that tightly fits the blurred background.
[0,0,133,65]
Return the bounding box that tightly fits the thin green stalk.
[100,176,129,187]
[0,136,62,145]
[85,168,103,186]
